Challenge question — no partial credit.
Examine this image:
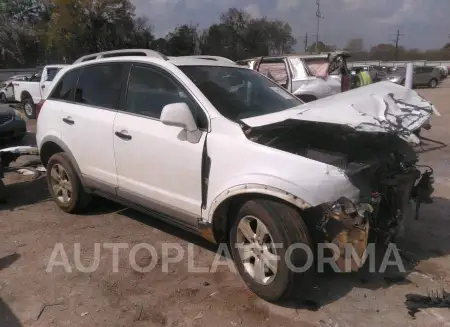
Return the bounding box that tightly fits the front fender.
[206,174,313,222]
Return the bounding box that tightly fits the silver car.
[249,52,351,102]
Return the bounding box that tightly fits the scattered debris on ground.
[405,289,450,318]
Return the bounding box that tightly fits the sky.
[131,0,450,51]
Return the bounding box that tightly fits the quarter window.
[49,69,80,101]
[125,65,207,128]
[74,63,127,109]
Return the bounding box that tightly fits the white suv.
[37,50,436,301]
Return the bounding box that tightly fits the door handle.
[62,117,74,125]
[115,130,132,140]
[41,85,45,89]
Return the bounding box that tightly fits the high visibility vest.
[357,71,372,87]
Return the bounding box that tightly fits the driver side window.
[125,65,207,129]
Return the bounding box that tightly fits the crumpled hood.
[242,81,439,143]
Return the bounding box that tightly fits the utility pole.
[304,33,308,52]
[391,29,404,61]
[315,0,324,53]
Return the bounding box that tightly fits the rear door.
[60,62,129,193]
[255,57,292,92]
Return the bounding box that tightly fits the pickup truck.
[13,65,67,118]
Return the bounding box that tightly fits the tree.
[166,24,200,56]
[199,8,296,60]
[45,0,152,62]
[151,38,168,54]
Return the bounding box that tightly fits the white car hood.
[242,81,439,143]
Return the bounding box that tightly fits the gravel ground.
[1,80,450,327]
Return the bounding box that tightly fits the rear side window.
[49,69,80,101]
[74,63,128,109]
[258,61,288,86]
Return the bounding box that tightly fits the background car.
[0,75,31,103]
[386,66,440,88]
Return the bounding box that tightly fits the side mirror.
[160,102,198,132]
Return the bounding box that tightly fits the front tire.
[229,199,313,302]
[23,97,36,119]
[0,93,7,103]
[46,153,91,213]
[428,78,438,88]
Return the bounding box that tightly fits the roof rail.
[73,49,168,64]
[168,55,236,64]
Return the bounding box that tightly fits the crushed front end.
[246,120,435,272]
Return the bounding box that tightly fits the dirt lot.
[1,81,450,327]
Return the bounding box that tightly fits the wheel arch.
[201,184,311,244]
[40,136,84,184]
[20,90,32,102]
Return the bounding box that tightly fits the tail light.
[36,100,45,118]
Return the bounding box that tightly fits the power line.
[315,0,324,53]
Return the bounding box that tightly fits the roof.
[68,55,240,70]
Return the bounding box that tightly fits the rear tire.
[23,97,36,119]
[0,93,7,103]
[229,199,313,302]
[46,153,91,213]
[428,78,438,88]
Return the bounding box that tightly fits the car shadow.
[3,173,450,310]
[281,196,450,310]
[0,298,22,327]
[0,253,22,327]
[0,176,51,211]
[0,253,20,271]
[85,194,450,310]
[86,197,218,253]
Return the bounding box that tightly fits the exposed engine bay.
[244,119,434,271]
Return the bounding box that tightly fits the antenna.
[315,0,324,53]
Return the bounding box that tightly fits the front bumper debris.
[318,197,372,273]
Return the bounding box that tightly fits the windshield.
[179,66,302,121]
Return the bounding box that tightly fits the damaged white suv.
[36,50,437,301]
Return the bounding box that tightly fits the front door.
[113,64,208,226]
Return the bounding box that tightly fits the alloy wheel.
[24,102,33,116]
[236,215,278,285]
[50,164,72,204]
